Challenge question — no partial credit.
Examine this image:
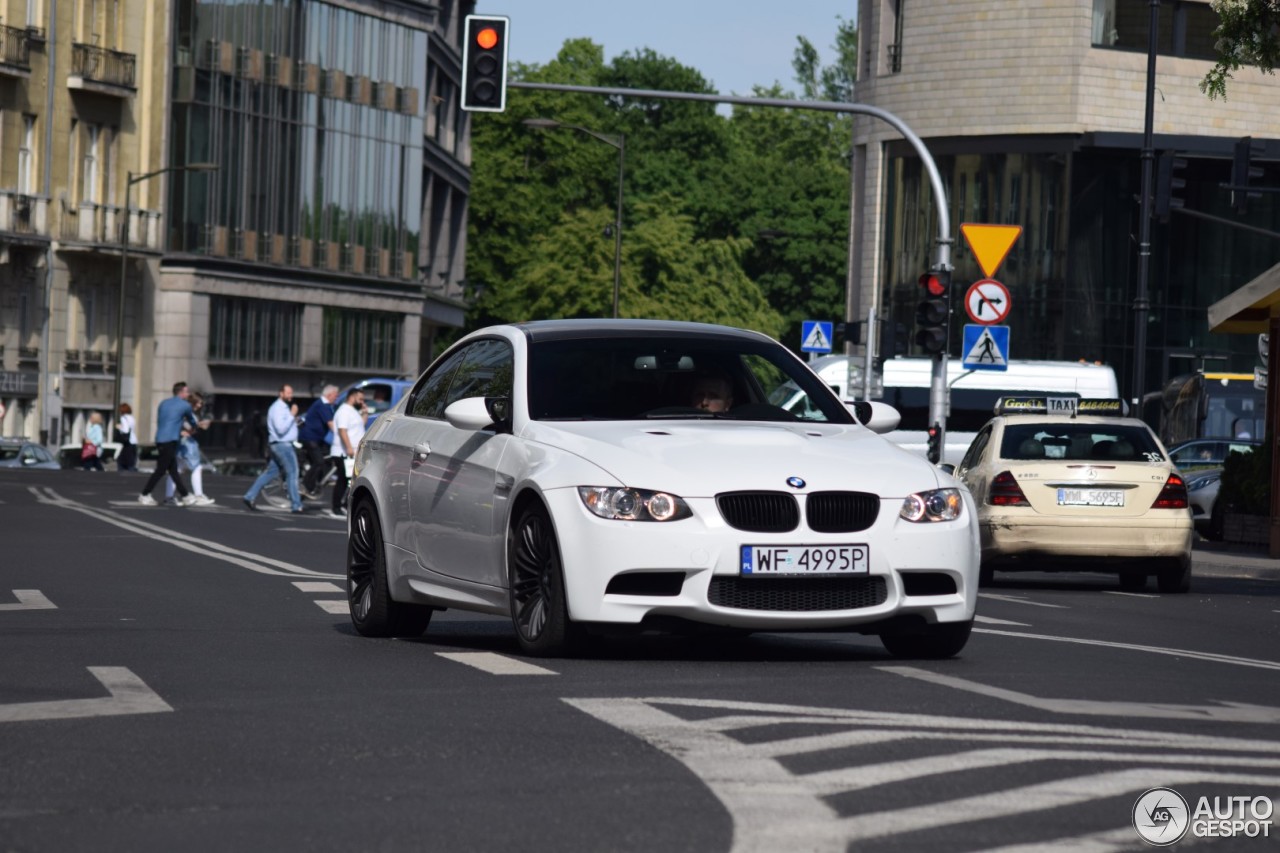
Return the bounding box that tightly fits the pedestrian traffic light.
[1154,151,1186,222]
[462,15,509,112]
[927,422,942,464]
[915,269,951,355]
[1232,136,1264,214]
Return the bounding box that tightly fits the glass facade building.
[168,0,426,281]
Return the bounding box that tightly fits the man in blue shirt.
[298,384,338,499]
[242,384,303,512]
[138,381,204,506]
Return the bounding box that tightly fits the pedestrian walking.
[115,403,139,471]
[81,412,105,471]
[299,384,338,498]
[329,387,368,518]
[164,392,214,505]
[138,381,205,506]
[243,384,303,513]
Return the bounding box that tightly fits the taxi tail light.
[989,471,1030,506]
[1151,473,1189,509]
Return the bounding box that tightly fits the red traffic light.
[918,272,947,297]
[476,27,499,49]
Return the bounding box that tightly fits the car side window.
[960,426,991,472]
[446,339,513,408]
[408,349,469,419]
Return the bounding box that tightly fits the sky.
[498,1,856,99]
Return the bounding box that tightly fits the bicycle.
[259,442,337,509]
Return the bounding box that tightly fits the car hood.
[520,420,944,497]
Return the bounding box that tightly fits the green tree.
[1202,0,1280,99]
[793,15,858,102]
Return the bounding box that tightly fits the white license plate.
[1057,488,1125,507]
[740,544,869,576]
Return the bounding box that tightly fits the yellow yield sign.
[961,223,1022,279]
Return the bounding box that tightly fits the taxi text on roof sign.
[960,223,1022,279]
[993,397,1128,417]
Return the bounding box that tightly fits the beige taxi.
[954,397,1193,593]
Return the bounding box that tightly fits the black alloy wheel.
[508,504,579,656]
[347,498,433,637]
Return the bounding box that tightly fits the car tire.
[880,619,972,659]
[1118,572,1148,592]
[508,503,581,657]
[1206,498,1225,542]
[978,563,995,587]
[347,498,434,638]
[1156,556,1192,594]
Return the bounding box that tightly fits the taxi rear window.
[1000,424,1163,462]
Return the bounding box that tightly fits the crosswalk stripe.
[974,614,1030,626]
[436,652,557,675]
[294,581,343,593]
[314,601,350,615]
[0,590,56,611]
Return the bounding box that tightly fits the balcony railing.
[70,42,136,89]
[60,200,161,249]
[0,23,32,69]
[0,191,49,236]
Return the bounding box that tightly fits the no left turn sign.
[964,279,1011,325]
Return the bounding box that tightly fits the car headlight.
[899,488,963,523]
[1186,473,1219,491]
[577,487,692,522]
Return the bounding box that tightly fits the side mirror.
[847,400,902,434]
[938,463,956,475]
[444,396,512,433]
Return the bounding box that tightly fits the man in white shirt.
[243,384,303,512]
[329,388,367,518]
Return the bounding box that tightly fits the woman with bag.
[116,403,139,471]
[82,412,105,471]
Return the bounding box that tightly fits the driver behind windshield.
[690,370,734,412]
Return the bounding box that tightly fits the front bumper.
[543,489,980,630]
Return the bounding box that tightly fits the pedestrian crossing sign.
[962,324,1009,371]
[800,320,834,353]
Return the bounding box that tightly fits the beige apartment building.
[0,0,472,452]
[850,0,1279,412]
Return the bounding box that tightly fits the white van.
[770,356,1121,466]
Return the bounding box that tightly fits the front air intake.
[708,576,888,611]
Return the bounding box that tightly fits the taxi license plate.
[1057,488,1125,507]
[740,545,869,576]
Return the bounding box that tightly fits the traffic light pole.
[510,80,956,450]
[1133,0,1160,413]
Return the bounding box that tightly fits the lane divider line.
[974,627,1280,671]
[293,582,344,594]
[314,601,350,615]
[973,614,1030,627]
[978,593,1068,609]
[0,590,56,611]
[436,652,557,676]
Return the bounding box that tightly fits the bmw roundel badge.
[786,477,806,489]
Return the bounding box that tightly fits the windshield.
[1000,423,1164,462]
[527,335,855,424]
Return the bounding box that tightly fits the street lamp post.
[523,118,625,318]
[113,163,217,434]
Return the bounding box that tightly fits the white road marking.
[978,593,1067,608]
[32,487,342,580]
[974,614,1030,626]
[314,601,350,615]
[881,665,1280,723]
[974,626,1280,671]
[1102,590,1158,598]
[436,652,557,676]
[0,590,56,611]
[0,667,172,723]
[566,696,1280,853]
[293,582,344,593]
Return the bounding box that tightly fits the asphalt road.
[3,468,1279,852]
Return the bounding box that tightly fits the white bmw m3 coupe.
[345,319,980,658]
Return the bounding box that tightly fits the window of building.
[208,296,301,363]
[322,308,401,370]
[18,116,35,196]
[1093,0,1220,60]
[82,124,100,204]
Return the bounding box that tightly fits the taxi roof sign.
[994,397,1128,417]
[961,223,1022,279]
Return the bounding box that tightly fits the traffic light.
[926,422,942,464]
[1154,151,1186,222]
[875,319,907,369]
[1232,136,1264,214]
[462,15,509,112]
[915,269,951,355]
